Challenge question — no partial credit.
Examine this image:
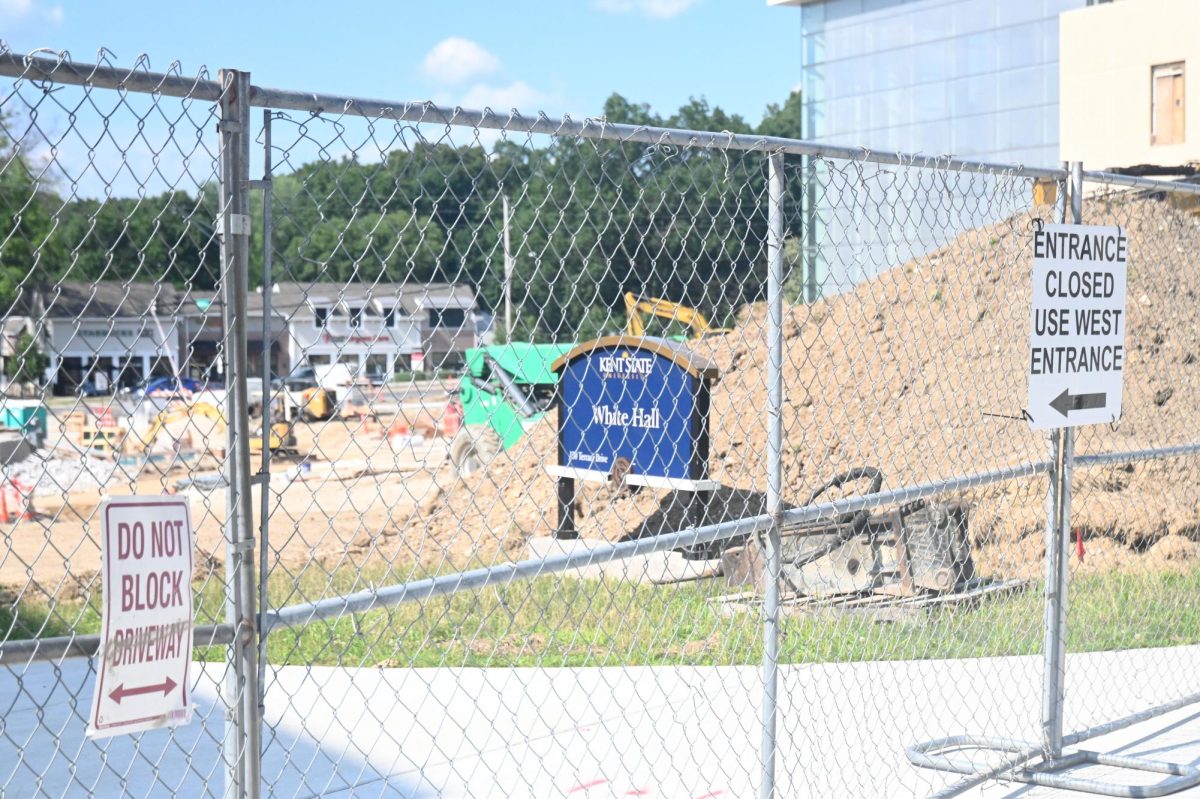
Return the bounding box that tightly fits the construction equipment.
[723,467,975,599]
[134,402,227,454]
[450,342,573,476]
[297,386,336,421]
[129,394,300,460]
[249,395,300,457]
[624,292,733,340]
[249,423,297,456]
[277,366,339,421]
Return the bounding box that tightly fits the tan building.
[1061,0,1200,171]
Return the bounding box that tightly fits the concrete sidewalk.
[2,648,1199,797]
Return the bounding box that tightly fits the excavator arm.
[623,292,730,339]
[136,402,227,452]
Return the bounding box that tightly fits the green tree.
[757,91,803,140]
[53,190,219,290]
[283,209,446,284]
[0,123,63,310]
[5,331,47,385]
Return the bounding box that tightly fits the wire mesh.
[0,46,1198,799]
[1061,176,1200,752]
[255,105,776,798]
[0,50,243,797]
[767,156,1056,797]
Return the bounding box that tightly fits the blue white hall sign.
[1027,223,1128,430]
[551,336,720,488]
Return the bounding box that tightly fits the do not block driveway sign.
[1027,223,1128,430]
[88,496,194,738]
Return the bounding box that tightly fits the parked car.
[78,380,112,397]
[274,366,316,391]
[129,376,217,397]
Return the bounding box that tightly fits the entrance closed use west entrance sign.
[1027,223,1128,430]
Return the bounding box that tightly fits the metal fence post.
[1040,162,1081,763]
[257,108,274,719]
[1040,426,1067,762]
[217,68,262,799]
[760,150,785,799]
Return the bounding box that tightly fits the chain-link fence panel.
[1054,176,1200,774]
[0,50,253,798]
[254,105,778,797]
[769,155,1060,797]
[3,47,1200,799]
[901,173,1200,796]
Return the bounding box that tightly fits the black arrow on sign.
[1050,388,1107,418]
[109,676,177,704]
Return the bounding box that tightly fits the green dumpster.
[3,401,47,438]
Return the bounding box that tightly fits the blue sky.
[1,0,803,127]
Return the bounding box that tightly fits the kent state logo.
[597,350,655,380]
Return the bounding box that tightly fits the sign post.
[88,496,194,738]
[1027,223,1128,430]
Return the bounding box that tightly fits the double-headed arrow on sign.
[1050,388,1107,418]
[108,676,177,704]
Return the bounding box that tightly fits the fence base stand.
[906,735,1200,798]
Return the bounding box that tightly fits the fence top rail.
[7,49,1200,197]
[0,47,1064,180]
[251,84,1069,179]
[0,49,226,102]
[1081,168,1200,196]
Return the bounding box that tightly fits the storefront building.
[15,282,183,395]
[11,279,478,393]
[276,282,478,379]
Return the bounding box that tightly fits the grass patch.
[5,570,1200,668]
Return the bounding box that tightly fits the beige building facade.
[1060,0,1200,170]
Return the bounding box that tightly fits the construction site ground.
[6,194,1200,597]
[416,192,1200,583]
[1,391,456,591]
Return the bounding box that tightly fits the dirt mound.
[425,191,1200,574]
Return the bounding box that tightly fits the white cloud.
[417,41,568,147]
[431,80,568,150]
[421,37,501,85]
[458,80,549,115]
[0,0,63,24]
[0,0,33,18]
[594,0,699,19]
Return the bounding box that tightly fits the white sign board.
[1027,223,1128,429]
[88,496,194,738]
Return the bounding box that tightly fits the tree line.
[2,91,803,343]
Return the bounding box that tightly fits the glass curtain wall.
[797,0,1086,296]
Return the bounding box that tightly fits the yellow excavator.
[135,400,297,457]
[134,402,227,454]
[623,292,733,339]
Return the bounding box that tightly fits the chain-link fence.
[1,48,1200,798]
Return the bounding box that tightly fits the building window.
[314,306,328,327]
[384,306,398,327]
[1152,62,1185,146]
[348,306,364,328]
[428,308,466,329]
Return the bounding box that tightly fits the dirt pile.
[424,191,1200,574]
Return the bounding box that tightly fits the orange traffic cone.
[10,479,33,521]
[440,400,463,438]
